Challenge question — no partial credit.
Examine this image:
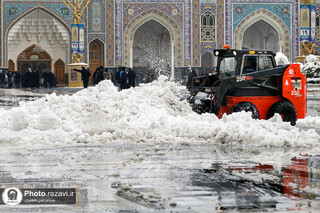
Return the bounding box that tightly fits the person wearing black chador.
[73,67,91,88]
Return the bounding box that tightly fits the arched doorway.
[242,20,279,53]
[89,39,104,83]
[133,20,171,76]
[8,60,15,72]
[6,7,70,74]
[201,52,216,75]
[54,59,65,84]
[17,44,52,74]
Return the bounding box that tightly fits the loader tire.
[267,101,297,126]
[230,102,260,119]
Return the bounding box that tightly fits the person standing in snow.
[73,67,91,88]
[127,68,136,88]
[114,67,121,88]
[93,66,104,85]
[119,66,128,90]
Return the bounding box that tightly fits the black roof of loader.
[214,49,276,57]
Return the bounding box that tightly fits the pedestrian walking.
[73,67,91,88]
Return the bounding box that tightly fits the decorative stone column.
[129,40,133,68]
[171,40,175,80]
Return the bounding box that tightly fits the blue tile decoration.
[233,4,291,31]
[226,0,299,61]
[0,0,309,66]
[4,2,72,29]
[89,0,105,33]
[115,0,190,66]
[201,42,216,56]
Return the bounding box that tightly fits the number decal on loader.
[236,76,246,82]
[236,76,253,82]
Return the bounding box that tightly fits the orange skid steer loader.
[189,47,306,125]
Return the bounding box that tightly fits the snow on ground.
[297,116,320,127]
[0,76,318,148]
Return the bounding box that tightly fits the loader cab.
[241,54,276,75]
[215,49,276,77]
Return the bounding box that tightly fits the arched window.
[201,11,215,42]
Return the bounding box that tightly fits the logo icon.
[2,187,23,205]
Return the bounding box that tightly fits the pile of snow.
[301,55,320,79]
[275,52,290,65]
[0,77,318,148]
[297,116,320,127]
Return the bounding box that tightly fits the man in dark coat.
[127,68,136,88]
[119,66,128,90]
[73,67,91,88]
[93,66,104,85]
[115,67,121,85]
[48,72,57,88]
[0,70,5,88]
[31,69,40,88]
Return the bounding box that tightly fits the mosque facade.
[0,0,319,83]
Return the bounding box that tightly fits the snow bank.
[0,77,318,148]
[297,116,320,127]
[275,52,290,65]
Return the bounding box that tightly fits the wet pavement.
[0,143,319,212]
[0,87,83,109]
[0,85,319,212]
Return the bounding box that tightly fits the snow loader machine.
[189,46,307,125]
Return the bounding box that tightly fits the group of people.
[0,70,18,88]
[73,66,112,89]
[115,67,136,90]
[0,68,56,89]
[74,66,160,90]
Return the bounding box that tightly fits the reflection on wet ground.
[0,144,319,212]
[0,88,83,109]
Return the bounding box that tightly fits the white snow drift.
[0,77,318,148]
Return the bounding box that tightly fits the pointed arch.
[17,44,52,73]
[124,9,183,67]
[89,39,104,83]
[234,9,290,59]
[8,60,15,72]
[4,5,71,67]
[54,59,65,84]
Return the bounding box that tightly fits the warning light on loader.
[224,44,230,49]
